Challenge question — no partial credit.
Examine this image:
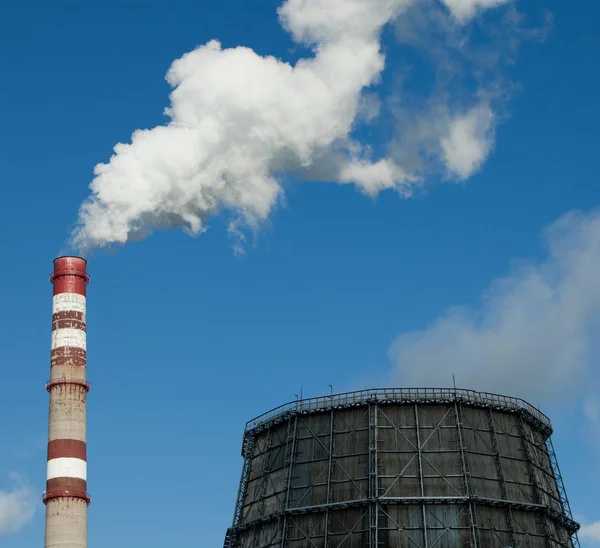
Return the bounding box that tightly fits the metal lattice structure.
[224,388,579,548]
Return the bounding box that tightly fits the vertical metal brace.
[414,404,429,548]
[324,406,335,548]
[279,415,298,548]
[225,434,256,548]
[487,408,516,547]
[519,415,552,548]
[454,401,478,548]
[223,529,235,548]
[234,434,256,526]
[257,428,274,519]
[546,437,581,548]
[369,402,379,547]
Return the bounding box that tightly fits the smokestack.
[44,256,90,548]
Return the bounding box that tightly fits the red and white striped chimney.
[44,256,90,548]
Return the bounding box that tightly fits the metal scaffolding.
[224,388,580,548]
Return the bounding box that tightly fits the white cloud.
[339,159,415,196]
[580,521,600,543]
[439,0,511,23]
[389,210,600,402]
[0,474,36,535]
[72,0,516,252]
[387,0,544,184]
[440,104,495,179]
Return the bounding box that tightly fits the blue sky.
[0,0,599,545]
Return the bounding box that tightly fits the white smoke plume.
[389,210,600,403]
[0,474,36,535]
[72,0,516,251]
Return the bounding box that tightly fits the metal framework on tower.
[224,388,580,548]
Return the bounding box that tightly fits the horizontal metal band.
[53,293,86,313]
[43,490,90,505]
[231,495,580,537]
[52,275,88,296]
[44,477,90,505]
[46,378,90,392]
[51,347,86,367]
[48,440,86,461]
[47,458,87,481]
[243,390,554,450]
[51,328,86,351]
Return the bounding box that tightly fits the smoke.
[0,474,36,535]
[72,0,519,252]
[389,210,600,403]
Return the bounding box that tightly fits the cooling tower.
[44,257,90,548]
[224,388,580,547]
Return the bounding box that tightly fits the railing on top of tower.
[243,387,552,437]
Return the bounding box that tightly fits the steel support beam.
[488,408,517,547]
[414,404,429,548]
[454,401,478,548]
[546,437,580,548]
[278,416,298,548]
[369,402,379,548]
[519,415,553,548]
[323,407,334,548]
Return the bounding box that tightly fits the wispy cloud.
[388,0,551,181]
[0,474,36,535]
[389,210,600,403]
[580,520,600,543]
[440,104,495,179]
[439,0,511,24]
